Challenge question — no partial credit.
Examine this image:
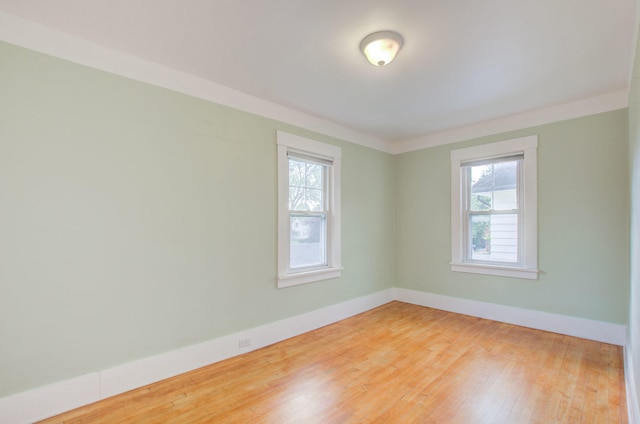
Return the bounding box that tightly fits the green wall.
[395,110,630,324]
[0,41,395,397]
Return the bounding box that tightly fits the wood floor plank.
[37,302,627,424]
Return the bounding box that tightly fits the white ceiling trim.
[0,11,630,156]
[0,11,393,154]
[393,90,629,155]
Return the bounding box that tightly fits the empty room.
[0,1,639,423]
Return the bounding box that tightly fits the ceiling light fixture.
[360,31,404,67]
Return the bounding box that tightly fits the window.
[277,131,341,288]
[450,136,538,279]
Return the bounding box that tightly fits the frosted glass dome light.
[360,31,404,67]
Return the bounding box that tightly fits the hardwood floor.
[38,302,627,423]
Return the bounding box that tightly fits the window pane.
[470,214,518,263]
[289,158,324,211]
[290,215,326,269]
[470,165,493,210]
[470,160,519,211]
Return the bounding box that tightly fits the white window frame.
[450,136,538,280]
[277,131,342,288]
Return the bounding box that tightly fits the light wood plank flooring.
[38,301,627,423]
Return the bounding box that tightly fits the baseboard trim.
[0,289,394,424]
[627,345,640,424]
[394,288,627,346]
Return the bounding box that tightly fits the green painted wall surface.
[628,21,640,417]
[0,41,395,397]
[395,110,629,324]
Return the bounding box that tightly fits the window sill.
[450,262,538,280]
[277,267,343,288]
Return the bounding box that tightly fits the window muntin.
[450,136,538,280]
[277,131,342,288]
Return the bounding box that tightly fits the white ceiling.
[0,0,635,144]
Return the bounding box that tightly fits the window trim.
[277,131,342,288]
[450,136,538,280]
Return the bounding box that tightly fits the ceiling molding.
[0,11,393,154]
[393,90,629,155]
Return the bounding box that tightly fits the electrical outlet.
[238,338,251,348]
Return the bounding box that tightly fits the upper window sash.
[288,155,328,213]
[461,158,523,212]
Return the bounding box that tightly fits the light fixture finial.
[360,31,404,67]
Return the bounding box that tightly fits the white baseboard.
[0,287,630,423]
[627,345,640,424]
[0,289,395,424]
[394,288,627,346]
